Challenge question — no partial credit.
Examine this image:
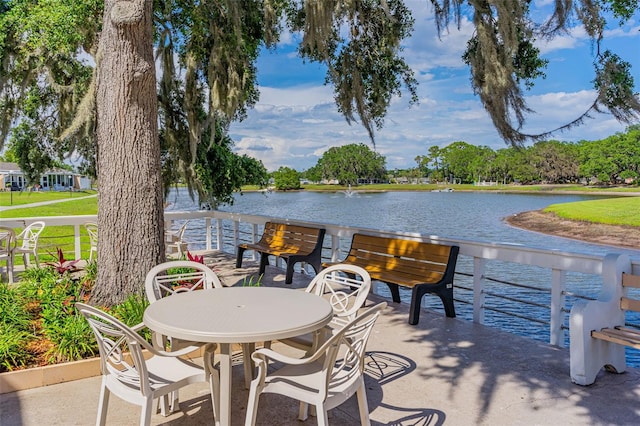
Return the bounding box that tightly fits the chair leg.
[203,346,220,424]
[7,258,13,284]
[96,379,110,426]
[356,381,371,426]
[141,398,153,426]
[244,382,261,426]
[298,402,309,421]
[316,404,329,426]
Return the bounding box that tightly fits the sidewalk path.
[0,194,97,213]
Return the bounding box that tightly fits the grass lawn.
[0,189,97,207]
[2,197,98,265]
[544,197,640,227]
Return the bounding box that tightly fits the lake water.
[166,188,640,364]
[169,189,639,258]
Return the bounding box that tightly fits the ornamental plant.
[45,248,80,275]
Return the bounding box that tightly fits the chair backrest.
[145,260,223,303]
[76,302,155,397]
[17,221,45,250]
[165,220,190,242]
[306,264,372,328]
[315,302,386,399]
[84,222,98,245]
[0,226,16,257]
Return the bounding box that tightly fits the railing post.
[550,268,567,347]
[331,234,340,262]
[473,257,487,324]
[250,223,259,262]
[74,223,81,260]
[215,218,223,251]
[205,217,212,250]
[232,220,239,254]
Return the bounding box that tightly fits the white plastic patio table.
[143,286,333,426]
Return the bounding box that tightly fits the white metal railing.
[2,210,639,349]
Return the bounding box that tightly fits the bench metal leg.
[409,284,456,325]
[258,253,270,275]
[236,247,247,268]
[385,283,401,303]
[285,261,295,284]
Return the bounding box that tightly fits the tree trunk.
[92,0,164,306]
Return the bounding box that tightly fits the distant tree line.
[415,126,640,185]
[288,126,640,187]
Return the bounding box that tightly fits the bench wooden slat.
[236,222,325,284]
[592,326,640,350]
[622,272,640,289]
[590,273,640,354]
[325,233,459,325]
[620,297,640,313]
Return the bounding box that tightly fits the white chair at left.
[76,302,219,426]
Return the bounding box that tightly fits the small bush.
[45,314,96,363]
[112,294,151,342]
[0,324,34,371]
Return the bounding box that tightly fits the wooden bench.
[570,253,639,385]
[324,233,459,325]
[236,222,326,284]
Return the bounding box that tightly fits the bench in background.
[324,233,459,325]
[236,222,325,284]
[570,253,640,385]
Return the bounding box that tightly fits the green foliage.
[316,143,386,185]
[242,274,263,287]
[111,294,151,342]
[0,283,35,371]
[408,127,640,185]
[0,263,158,370]
[45,314,96,363]
[0,324,33,371]
[273,166,301,190]
[190,131,266,208]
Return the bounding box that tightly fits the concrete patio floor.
[2,251,640,425]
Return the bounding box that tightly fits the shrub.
[0,324,34,371]
[45,314,96,363]
[112,294,151,342]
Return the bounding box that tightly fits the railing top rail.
[2,209,632,275]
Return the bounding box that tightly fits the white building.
[0,162,90,191]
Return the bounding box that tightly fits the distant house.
[0,162,90,191]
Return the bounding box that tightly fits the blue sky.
[229,0,640,172]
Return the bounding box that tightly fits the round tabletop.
[143,287,334,344]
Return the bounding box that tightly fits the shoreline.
[505,210,640,250]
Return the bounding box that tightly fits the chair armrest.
[252,347,312,366]
[131,322,147,333]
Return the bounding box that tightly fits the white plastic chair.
[0,227,17,283]
[165,220,190,258]
[145,260,223,352]
[246,302,387,426]
[14,221,45,267]
[76,302,219,426]
[275,264,372,354]
[145,261,254,409]
[84,222,98,261]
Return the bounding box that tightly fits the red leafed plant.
[45,248,81,275]
[187,251,204,264]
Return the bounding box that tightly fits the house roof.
[0,162,79,175]
[0,162,21,172]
